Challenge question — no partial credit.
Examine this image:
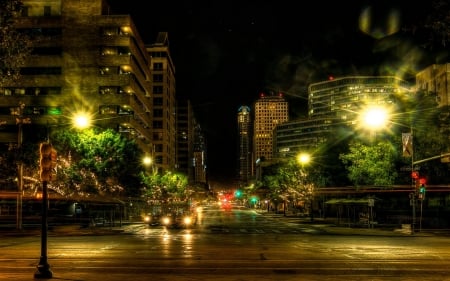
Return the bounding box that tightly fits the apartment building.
[146,32,177,173]
[416,63,450,108]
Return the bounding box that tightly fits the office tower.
[253,92,289,165]
[237,105,252,185]
[273,76,411,158]
[193,122,207,185]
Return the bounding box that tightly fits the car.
[160,212,197,228]
[143,213,163,226]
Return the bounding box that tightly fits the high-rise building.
[192,122,207,185]
[237,105,252,186]
[253,93,289,165]
[1,0,154,154]
[273,76,411,158]
[175,99,194,181]
[416,63,450,108]
[146,32,177,173]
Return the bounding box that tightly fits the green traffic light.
[419,185,426,193]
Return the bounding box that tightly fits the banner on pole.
[402,133,413,157]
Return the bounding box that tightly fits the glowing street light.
[72,112,92,129]
[142,156,152,166]
[361,106,389,130]
[297,153,311,166]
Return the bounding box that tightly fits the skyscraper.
[237,105,251,186]
[253,93,289,168]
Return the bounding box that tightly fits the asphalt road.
[1,207,450,281]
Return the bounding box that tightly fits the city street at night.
[1,205,450,281]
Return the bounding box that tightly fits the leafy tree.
[340,140,398,187]
[257,159,318,214]
[141,171,188,202]
[0,0,32,85]
[49,128,144,197]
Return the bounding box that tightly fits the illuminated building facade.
[237,105,252,186]
[253,93,289,164]
[2,0,153,156]
[273,76,411,158]
[416,63,450,108]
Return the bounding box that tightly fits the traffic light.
[39,142,57,182]
[234,189,242,198]
[418,178,426,200]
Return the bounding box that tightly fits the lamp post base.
[34,259,53,279]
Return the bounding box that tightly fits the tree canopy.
[0,0,32,85]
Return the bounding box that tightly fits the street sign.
[402,133,413,157]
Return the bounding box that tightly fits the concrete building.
[175,99,194,181]
[273,76,411,158]
[1,0,154,156]
[416,63,450,108]
[146,32,177,173]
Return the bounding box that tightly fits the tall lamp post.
[296,152,312,221]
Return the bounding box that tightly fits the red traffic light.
[411,171,419,179]
[419,178,426,185]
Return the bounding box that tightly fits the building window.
[153,121,163,129]
[155,144,163,152]
[99,105,118,114]
[153,63,163,70]
[153,132,163,140]
[153,97,163,106]
[21,6,28,16]
[153,109,163,118]
[20,67,61,75]
[99,86,120,95]
[153,74,163,82]
[44,6,51,16]
[101,27,120,36]
[153,86,163,94]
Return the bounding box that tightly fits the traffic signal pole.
[34,142,56,279]
[34,180,52,279]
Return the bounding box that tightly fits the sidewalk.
[256,210,441,237]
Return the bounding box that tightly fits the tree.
[0,0,32,86]
[141,171,188,202]
[258,159,318,214]
[340,140,398,187]
[49,127,144,197]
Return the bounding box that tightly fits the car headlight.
[183,216,192,225]
[144,216,150,223]
[162,216,171,225]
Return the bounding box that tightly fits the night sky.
[106,0,443,187]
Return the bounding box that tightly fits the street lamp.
[72,111,92,129]
[296,152,313,221]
